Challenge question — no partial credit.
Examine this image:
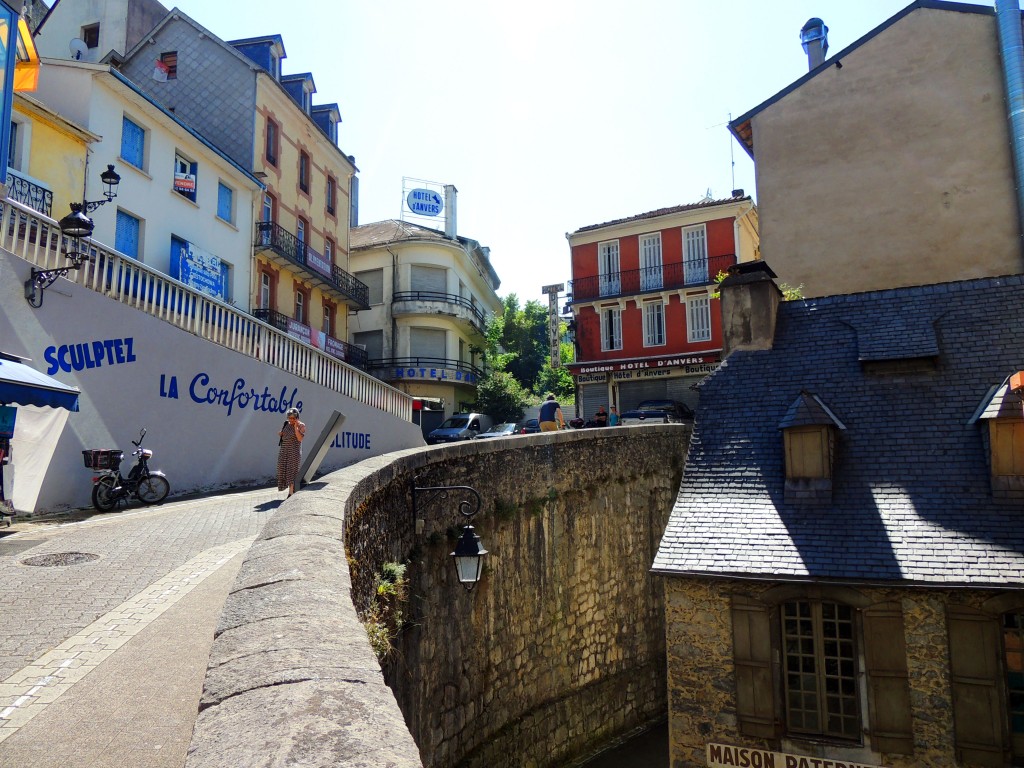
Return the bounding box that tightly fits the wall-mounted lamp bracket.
[411,484,481,525]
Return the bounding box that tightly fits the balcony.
[253,307,368,368]
[392,290,486,331]
[367,356,483,384]
[6,168,52,216]
[254,221,370,309]
[569,253,738,303]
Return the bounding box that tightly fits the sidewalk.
[0,488,281,767]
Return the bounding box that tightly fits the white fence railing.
[2,198,413,422]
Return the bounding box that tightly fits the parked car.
[619,399,694,425]
[517,418,540,434]
[426,412,495,444]
[473,423,521,440]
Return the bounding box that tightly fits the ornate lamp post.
[412,483,488,591]
[25,164,119,307]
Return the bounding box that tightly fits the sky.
[170,0,996,303]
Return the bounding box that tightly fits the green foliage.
[362,561,409,661]
[481,294,551,393]
[474,370,530,423]
[712,268,804,301]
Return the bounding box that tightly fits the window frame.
[687,293,712,343]
[216,181,234,223]
[82,23,99,49]
[642,299,665,347]
[172,151,197,202]
[159,50,177,79]
[600,305,622,352]
[265,118,279,166]
[114,209,142,260]
[299,150,310,194]
[326,175,337,216]
[120,115,146,170]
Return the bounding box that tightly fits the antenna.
[69,38,88,60]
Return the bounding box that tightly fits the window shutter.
[731,596,777,738]
[948,605,1008,767]
[862,602,914,754]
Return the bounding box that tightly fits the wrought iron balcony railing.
[569,253,738,303]
[6,169,52,217]
[392,290,486,329]
[252,307,367,368]
[254,221,369,309]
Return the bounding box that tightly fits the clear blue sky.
[172,0,996,303]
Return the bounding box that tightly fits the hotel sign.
[707,743,884,768]
[570,353,720,376]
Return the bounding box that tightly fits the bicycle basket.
[82,449,123,469]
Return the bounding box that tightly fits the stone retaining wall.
[186,424,688,767]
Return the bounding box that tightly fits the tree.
[480,295,549,393]
[473,371,530,424]
[535,335,575,402]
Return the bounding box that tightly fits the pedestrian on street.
[277,407,306,496]
[608,406,620,426]
[593,406,609,427]
[539,394,565,432]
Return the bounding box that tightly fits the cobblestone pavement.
[0,486,284,766]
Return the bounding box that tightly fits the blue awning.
[0,357,80,411]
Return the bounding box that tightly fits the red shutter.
[862,602,914,754]
[948,605,1008,767]
[731,596,777,738]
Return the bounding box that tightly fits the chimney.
[800,18,829,70]
[444,184,458,239]
[719,261,783,359]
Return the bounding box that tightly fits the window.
[601,306,622,351]
[299,151,310,193]
[991,420,1024,479]
[173,153,197,202]
[217,182,234,223]
[159,51,177,80]
[326,176,336,215]
[324,237,334,265]
[115,210,141,259]
[262,193,275,223]
[322,303,333,336]
[683,224,709,284]
[121,116,145,169]
[782,600,859,739]
[295,288,305,324]
[731,591,912,753]
[640,234,663,291]
[8,120,18,171]
[643,301,665,347]
[259,271,272,309]
[296,217,307,257]
[353,330,383,360]
[265,119,279,166]
[784,426,832,480]
[356,268,384,305]
[687,294,711,343]
[82,24,99,49]
[598,240,621,297]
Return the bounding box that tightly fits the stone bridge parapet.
[185,424,689,767]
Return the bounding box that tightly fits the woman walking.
[277,407,306,497]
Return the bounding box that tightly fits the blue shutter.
[220,262,231,302]
[121,118,144,168]
[217,183,233,221]
[115,211,140,259]
[169,236,186,280]
[188,161,198,202]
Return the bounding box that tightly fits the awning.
[0,355,80,411]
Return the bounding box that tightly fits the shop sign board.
[707,743,883,768]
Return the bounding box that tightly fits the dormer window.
[779,391,845,502]
[975,372,1024,498]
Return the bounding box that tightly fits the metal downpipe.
[996,0,1024,250]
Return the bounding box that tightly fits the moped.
[83,428,170,511]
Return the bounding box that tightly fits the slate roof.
[651,273,1024,587]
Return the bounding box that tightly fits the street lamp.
[25,164,120,308]
[411,483,488,592]
[451,523,488,590]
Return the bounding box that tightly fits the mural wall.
[0,252,423,513]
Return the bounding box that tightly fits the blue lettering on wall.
[159,374,179,399]
[331,431,372,451]
[188,372,302,417]
[44,337,137,375]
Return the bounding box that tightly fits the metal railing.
[254,221,370,309]
[252,308,368,368]
[392,290,486,328]
[569,253,738,303]
[4,199,411,421]
[6,169,52,217]
[369,357,483,379]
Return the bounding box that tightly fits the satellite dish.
[69,38,88,60]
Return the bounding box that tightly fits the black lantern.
[97,164,120,206]
[58,203,94,239]
[450,524,488,591]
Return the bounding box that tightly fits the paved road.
[0,486,283,767]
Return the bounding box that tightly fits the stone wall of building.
[187,424,688,768]
[664,577,1013,768]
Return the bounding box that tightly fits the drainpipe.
[996,0,1024,249]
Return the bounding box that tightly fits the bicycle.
[83,428,170,511]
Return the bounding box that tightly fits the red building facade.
[566,195,759,420]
